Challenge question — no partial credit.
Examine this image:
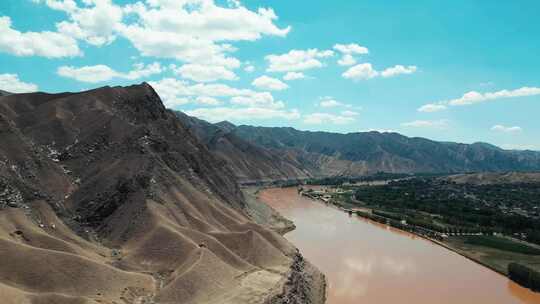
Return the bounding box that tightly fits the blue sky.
[1,0,539,150]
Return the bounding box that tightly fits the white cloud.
[491,125,522,133]
[48,0,124,46]
[318,96,357,109]
[333,43,368,67]
[418,87,540,112]
[186,107,300,123]
[118,0,289,66]
[342,63,379,80]
[448,87,540,106]
[57,62,163,83]
[343,63,417,81]
[28,0,290,68]
[230,92,284,109]
[333,43,369,55]
[0,74,38,93]
[0,16,81,58]
[337,54,356,66]
[252,75,288,91]
[265,49,334,72]
[417,103,447,113]
[195,96,222,106]
[319,98,343,108]
[148,77,285,109]
[283,72,305,80]
[401,119,449,128]
[303,113,356,125]
[244,64,255,73]
[171,63,237,82]
[58,65,117,83]
[381,65,417,78]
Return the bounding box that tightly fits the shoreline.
[302,190,522,280]
[243,186,327,304]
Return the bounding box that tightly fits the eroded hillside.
[0,84,324,304]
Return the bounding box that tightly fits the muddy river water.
[259,187,540,304]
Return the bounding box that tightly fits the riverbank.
[302,188,540,292]
[260,186,540,303]
[242,187,327,304]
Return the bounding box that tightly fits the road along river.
[259,187,540,304]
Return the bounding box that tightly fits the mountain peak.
[215,120,236,132]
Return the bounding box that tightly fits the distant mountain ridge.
[173,112,540,180]
[231,125,540,174]
[175,112,313,183]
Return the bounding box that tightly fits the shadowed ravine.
[260,187,540,304]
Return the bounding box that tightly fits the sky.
[0,0,539,150]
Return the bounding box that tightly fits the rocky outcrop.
[265,252,326,304]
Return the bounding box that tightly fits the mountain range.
[176,114,540,182]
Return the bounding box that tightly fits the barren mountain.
[230,126,540,176]
[175,112,313,183]
[0,84,324,304]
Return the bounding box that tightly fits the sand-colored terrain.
[0,84,325,304]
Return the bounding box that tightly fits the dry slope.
[0,84,318,304]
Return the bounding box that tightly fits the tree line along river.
[259,187,540,304]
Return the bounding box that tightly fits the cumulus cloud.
[417,103,448,113]
[42,0,124,46]
[265,49,334,72]
[337,54,356,66]
[319,98,343,108]
[230,92,285,109]
[333,43,369,55]
[342,63,379,80]
[244,64,255,73]
[333,43,368,66]
[343,63,417,81]
[186,107,300,123]
[252,75,288,91]
[381,65,417,78]
[283,72,305,80]
[448,87,540,106]
[0,73,38,93]
[401,119,449,128]
[491,125,522,133]
[195,96,222,106]
[303,113,356,125]
[57,62,163,83]
[317,96,357,109]
[119,0,290,66]
[0,16,81,58]
[148,77,285,109]
[31,0,290,68]
[171,64,237,82]
[418,87,540,112]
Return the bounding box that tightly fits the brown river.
[259,187,540,304]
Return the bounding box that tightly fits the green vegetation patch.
[465,236,540,255]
